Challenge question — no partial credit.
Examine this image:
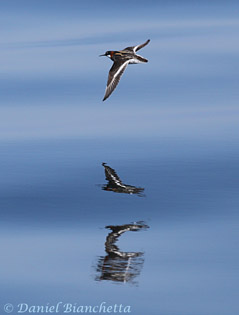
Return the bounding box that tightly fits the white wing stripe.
[105,60,129,94]
[112,60,130,81]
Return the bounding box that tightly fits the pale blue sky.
[0,0,238,142]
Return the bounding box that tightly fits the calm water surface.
[0,138,238,315]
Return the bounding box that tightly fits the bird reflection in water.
[102,163,145,196]
[95,222,149,285]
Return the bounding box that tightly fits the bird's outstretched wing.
[102,163,126,188]
[103,59,129,101]
[124,39,150,53]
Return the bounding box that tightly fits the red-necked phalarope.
[100,39,150,101]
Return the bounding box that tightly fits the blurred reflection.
[102,162,145,196]
[95,222,149,285]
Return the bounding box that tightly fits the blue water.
[0,1,239,315]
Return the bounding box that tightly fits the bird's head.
[99,51,112,58]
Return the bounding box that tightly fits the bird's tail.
[136,55,148,63]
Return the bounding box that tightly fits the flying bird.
[102,162,144,195]
[100,39,150,101]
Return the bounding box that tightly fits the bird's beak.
[99,54,106,57]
